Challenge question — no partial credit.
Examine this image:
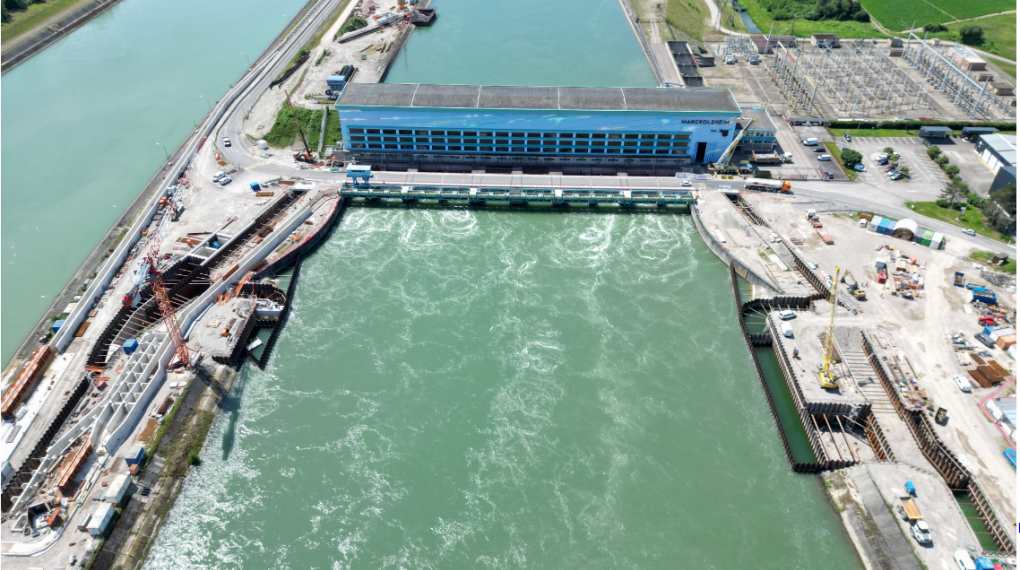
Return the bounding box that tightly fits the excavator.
[840,270,866,300]
[817,267,840,390]
[708,118,755,175]
[284,89,316,163]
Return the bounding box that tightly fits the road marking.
[243,161,266,171]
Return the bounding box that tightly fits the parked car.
[844,133,852,142]
[953,374,972,393]
[748,54,760,64]
[778,310,796,320]
[974,332,995,348]
[218,176,233,186]
[724,54,737,64]
[813,147,827,152]
[212,171,225,182]
[680,180,692,187]
[911,520,932,544]
[961,228,976,236]
[853,164,866,172]
[890,173,904,181]
[877,157,889,165]
[954,550,977,570]
[817,154,832,161]
[222,136,231,147]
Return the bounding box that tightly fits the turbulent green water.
[385,0,658,87]
[0,0,305,363]
[146,208,861,569]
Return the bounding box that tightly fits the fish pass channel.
[145,208,862,569]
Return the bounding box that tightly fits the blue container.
[1005,448,1016,469]
[52,319,65,333]
[250,182,261,191]
[123,338,139,355]
[973,292,997,305]
[211,241,220,249]
[975,559,994,570]
[125,444,145,466]
[982,325,997,336]
[904,481,916,495]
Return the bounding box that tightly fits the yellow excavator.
[841,270,866,300]
[818,268,840,389]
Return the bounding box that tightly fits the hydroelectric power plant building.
[334,83,771,174]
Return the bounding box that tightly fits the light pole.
[156,142,170,161]
[200,95,212,112]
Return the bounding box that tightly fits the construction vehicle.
[750,151,785,164]
[123,186,184,308]
[708,118,754,175]
[840,270,866,300]
[817,268,840,389]
[284,89,316,163]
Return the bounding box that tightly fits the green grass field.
[858,0,1015,31]
[828,127,921,138]
[928,14,1017,62]
[905,201,1013,243]
[991,59,1016,79]
[970,251,1016,274]
[739,0,887,37]
[263,106,341,152]
[1,0,87,45]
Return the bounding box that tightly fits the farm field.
[740,0,886,38]
[858,0,1015,31]
[929,14,1017,63]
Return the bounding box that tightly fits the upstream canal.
[0,0,306,364]
[145,209,861,569]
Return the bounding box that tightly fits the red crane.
[153,272,193,370]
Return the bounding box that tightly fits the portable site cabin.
[105,474,131,505]
[928,232,944,249]
[86,503,114,538]
[868,216,884,232]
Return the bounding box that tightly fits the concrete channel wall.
[693,203,780,296]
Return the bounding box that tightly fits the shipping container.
[930,232,944,249]
[990,328,1015,341]
[868,216,883,232]
[953,272,966,287]
[973,291,997,305]
[122,339,138,355]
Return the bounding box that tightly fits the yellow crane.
[818,267,840,389]
[709,118,755,175]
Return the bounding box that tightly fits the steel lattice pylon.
[153,272,192,370]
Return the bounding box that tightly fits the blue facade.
[335,108,742,164]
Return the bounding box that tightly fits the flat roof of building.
[951,46,985,62]
[336,83,740,114]
[979,133,1017,166]
[740,107,778,132]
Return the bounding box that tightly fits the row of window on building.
[347,128,700,154]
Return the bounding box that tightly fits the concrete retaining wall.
[692,203,780,296]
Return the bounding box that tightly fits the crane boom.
[123,185,184,307]
[710,118,755,173]
[283,88,314,161]
[818,267,840,389]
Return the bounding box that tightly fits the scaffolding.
[901,33,1015,119]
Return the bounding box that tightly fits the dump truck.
[744,178,791,193]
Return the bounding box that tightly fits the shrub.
[900,166,909,174]
[854,9,870,22]
[935,156,950,166]
[1,4,9,22]
[944,164,960,177]
[188,451,201,466]
[924,23,947,33]
[926,146,942,159]
[959,25,984,46]
[882,146,894,155]
[841,149,863,167]
[936,198,950,208]
[966,192,984,207]
[4,0,27,11]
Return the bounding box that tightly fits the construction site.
[0,0,1016,567]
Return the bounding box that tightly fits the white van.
[802,138,819,146]
[212,171,225,182]
[953,550,976,570]
[780,321,794,338]
[817,154,832,161]
[778,310,796,320]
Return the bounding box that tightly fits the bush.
[882,146,894,155]
[841,149,863,167]
[926,146,942,159]
[4,0,27,11]
[944,164,960,176]
[924,23,947,33]
[1,4,9,22]
[966,192,984,207]
[853,9,870,22]
[936,199,950,208]
[188,451,201,466]
[900,166,909,174]
[959,25,984,46]
[935,156,949,166]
